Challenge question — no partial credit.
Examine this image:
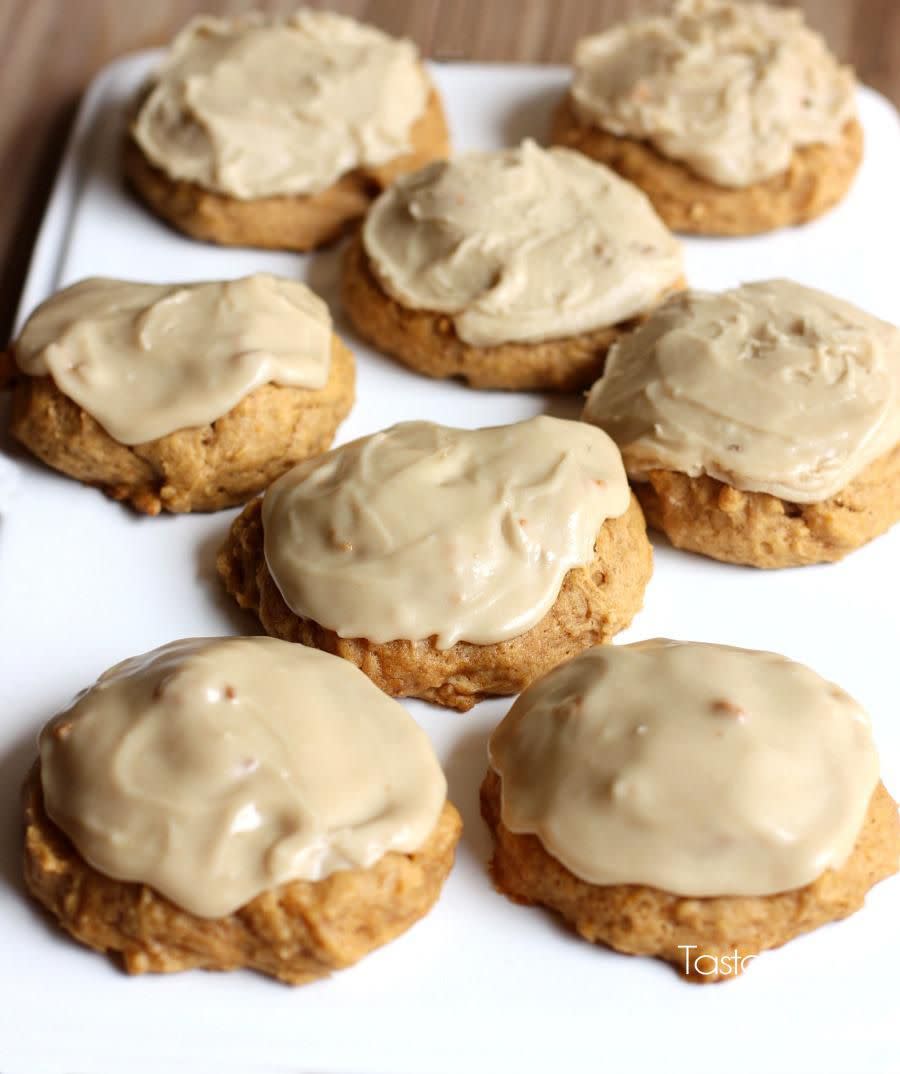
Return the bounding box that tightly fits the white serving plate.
[1,54,899,1074]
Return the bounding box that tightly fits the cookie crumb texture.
[23,765,462,984]
[636,444,900,567]
[217,494,653,711]
[342,233,683,392]
[480,769,899,983]
[9,338,355,515]
[551,96,863,236]
[124,87,449,251]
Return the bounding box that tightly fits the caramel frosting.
[570,0,857,187]
[583,280,900,504]
[489,639,880,896]
[39,637,447,918]
[132,10,429,199]
[14,275,332,445]
[362,140,683,347]
[262,416,630,648]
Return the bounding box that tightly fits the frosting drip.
[489,639,880,896]
[132,10,429,198]
[363,141,682,346]
[40,637,447,918]
[262,416,630,647]
[14,274,332,444]
[570,0,856,187]
[583,280,900,503]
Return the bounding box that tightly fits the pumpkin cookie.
[583,280,900,566]
[218,417,653,711]
[23,637,461,984]
[342,141,683,391]
[125,11,450,250]
[483,640,900,982]
[8,275,355,514]
[553,1,862,235]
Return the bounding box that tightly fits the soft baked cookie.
[218,418,653,711]
[583,280,900,567]
[482,640,900,982]
[8,275,355,514]
[634,447,900,570]
[552,1,863,235]
[125,11,450,250]
[23,637,461,983]
[342,141,683,391]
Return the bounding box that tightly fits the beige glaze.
[363,140,683,346]
[583,280,900,503]
[570,0,856,187]
[14,275,332,445]
[39,637,447,918]
[133,10,428,198]
[262,416,630,648]
[489,639,880,896]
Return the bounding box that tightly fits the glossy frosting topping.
[489,639,880,897]
[583,280,900,503]
[14,275,332,445]
[262,416,630,648]
[363,140,683,346]
[570,0,856,187]
[39,637,447,918]
[132,10,429,198]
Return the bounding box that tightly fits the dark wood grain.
[1,0,896,340]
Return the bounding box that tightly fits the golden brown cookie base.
[633,442,900,568]
[481,769,899,983]
[23,764,462,984]
[341,233,684,392]
[551,95,863,236]
[125,86,450,251]
[9,337,355,515]
[217,494,653,711]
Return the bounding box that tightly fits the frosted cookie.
[482,639,900,982]
[8,275,355,514]
[125,11,450,250]
[23,636,461,984]
[341,141,684,391]
[582,280,900,567]
[551,0,863,235]
[218,417,653,711]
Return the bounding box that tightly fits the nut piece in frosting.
[582,279,900,567]
[482,639,899,982]
[23,636,461,983]
[552,0,863,234]
[9,274,355,515]
[218,416,654,710]
[125,9,451,250]
[343,140,683,391]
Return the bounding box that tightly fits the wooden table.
[2,0,897,340]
